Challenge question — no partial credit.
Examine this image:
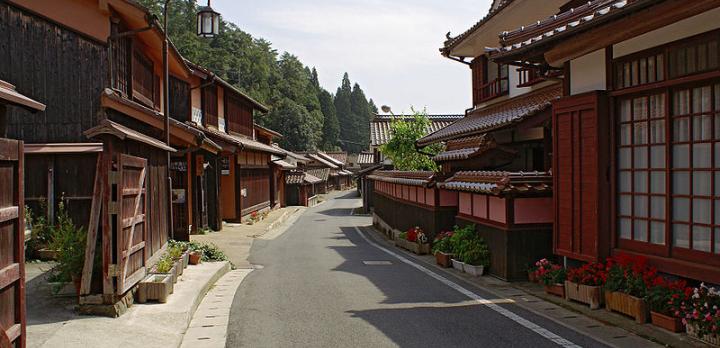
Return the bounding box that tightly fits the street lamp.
[197,0,221,38]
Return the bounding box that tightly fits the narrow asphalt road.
[227,191,610,348]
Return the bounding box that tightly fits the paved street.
[226,191,614,348]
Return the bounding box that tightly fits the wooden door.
[116,154,148,295]
[169,156,188,241]
[0,138,25,347]
[552,91,610,262]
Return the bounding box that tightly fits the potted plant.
[536,259,566,298]
[25,200,57,261]
[394,227,430,254]
[647,277,688,333]
[137,255,175,303]
[458,238,490,277]
[47,200,87,296]
[527,263,540,283]
[565,262,606,309]
[432,230,454,268]
[603,253,653,323]
[680,284,720,345]
[189,251,202,265]
[168,244,184,277]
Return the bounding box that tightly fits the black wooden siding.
[0,3,108,143]
[170,77,190,122]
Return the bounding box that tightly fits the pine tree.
[319,90,339,150]
[350,83,371,153]
[334,73,354,152]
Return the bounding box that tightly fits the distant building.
[369,114,462,164]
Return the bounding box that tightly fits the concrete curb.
[180,261,232,339]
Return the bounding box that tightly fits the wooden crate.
[565,281,603,309]
[604,291,648,323]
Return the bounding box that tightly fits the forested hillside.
[138,0,375,153]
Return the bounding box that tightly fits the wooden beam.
[545,0,720,66]
[81,154,104,295]
[6,323,20,344]
[121,241,146,258]
[102,142,114,296]
[0,263,19,290]
[0,206,18,224]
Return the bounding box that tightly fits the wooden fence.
[0,138,26,347]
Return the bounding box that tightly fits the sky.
[211,0,493,115]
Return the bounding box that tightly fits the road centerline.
[352,226,581,348]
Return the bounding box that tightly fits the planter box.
[36,248,58,261]
[564,281,603,309]
[168,265,179,284]
[435,252,454,268]
[136,274,174,303]
[650,311,683,333]
[181,252,190,268]
[394,238,430,255]
[189,252,202,265]
[464,264,485,277]
[604,291,648,323]
[451,259,465,272]
[174,259,184,277]
[544,284,565,298]
[686,323,720,346]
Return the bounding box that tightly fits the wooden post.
[80,154,104,295]
[0,104,6,138]
[102,141,114,298]
[47,161,54,224]
[16,140,26,348]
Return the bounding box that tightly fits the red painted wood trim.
[456,213,509,230]
[374,190,450,212]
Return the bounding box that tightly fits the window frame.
[471,56,509,105]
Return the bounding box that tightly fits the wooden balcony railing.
[475,77,509,104]
[517,68,543,88]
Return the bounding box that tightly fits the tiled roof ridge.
[441,0,516,56]
[372,170,435,179]
[372,114,464,120]
[417,84,561,146]
[439,170,552,195]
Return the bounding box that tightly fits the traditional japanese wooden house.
[0,0,223,310]
[271,146,308,208]
[302,153,338,193]
[491,0,720,283]
[316,151,352,190]
[184,64,285,223]
[0,80,45,348]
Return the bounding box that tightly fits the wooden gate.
[116,154,148,295]
[0,138,25,348]
[552,91,610,262]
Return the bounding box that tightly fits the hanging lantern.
[197,1,220,38]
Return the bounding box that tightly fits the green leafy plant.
[398,232,408,240]
[431,230,454,254]
[459,238,490,267]
[379,110,443,171]
[539,264,567,286]
[448,224,476,255]
[25,199,54,257]
[185,242,228,262]
[155,254,174,274]
[47,199,87,293]
[168,244,183,260]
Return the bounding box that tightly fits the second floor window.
[203,86,218,128]
[226,94,253,136]
[471,56,509,105]
[132,50,157,108]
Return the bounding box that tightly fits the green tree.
[380,111,443,171]
[335,73,354,151]
[265,98,322,151]
[319,90,339,150]
[350,83,371,153]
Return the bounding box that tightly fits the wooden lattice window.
[132,50,156,107]
[226,94,253,136]
[668,35,720,80]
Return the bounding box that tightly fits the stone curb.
[177,261,231,347]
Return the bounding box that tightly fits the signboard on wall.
[220,157,230,175]
[172,189,186,204]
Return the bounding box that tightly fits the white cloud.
[213,0,492,114]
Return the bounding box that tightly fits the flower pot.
[604,290,648,324]
[650,311,683,333]
[686,323,720,346]
[136,274,174,303]
[544,283,565,298]
[435,252,454,268]
[189,251,202,265]
[528,270,538,283]
[564,281,603,309]
[451,259,465,272]
[464,264,485,277]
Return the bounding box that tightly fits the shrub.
[25,200,54,257]
[47,200,87,293]
[459,238,490,267]
[647,276,689,316]
[448,224,476,255]
[186,242,228,262]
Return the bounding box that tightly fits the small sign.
[241,188,247,197]
[172,189,186,204]
[169,160,187,172]
[220,157,230,175]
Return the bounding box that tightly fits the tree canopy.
[380,111,443,171]
[138,0,376,153]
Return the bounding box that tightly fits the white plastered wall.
[570,49,606,96]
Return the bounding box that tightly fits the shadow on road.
[316,208,354,216]
[333,191,360,199]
